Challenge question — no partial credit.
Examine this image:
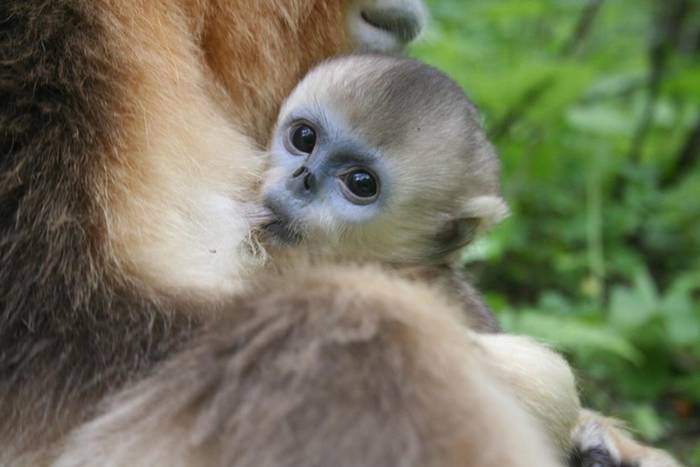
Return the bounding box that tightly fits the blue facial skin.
[262,107,390,244]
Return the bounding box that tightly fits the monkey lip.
[261,218,302,245]
[259,196,303,245]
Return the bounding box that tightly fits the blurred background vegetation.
[411,0,700,463]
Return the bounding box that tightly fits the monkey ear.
[461,195,510,231]
[433,196,510,258]
[433,217,482,257]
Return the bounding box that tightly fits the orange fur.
[99,0,356,295]
[2,1,680,465]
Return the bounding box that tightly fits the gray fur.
[54,264,560,467]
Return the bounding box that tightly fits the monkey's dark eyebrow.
[327,141,379,165]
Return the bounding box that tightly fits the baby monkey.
[248,56,588,458]
[246,57,677,465]
[253,55,508,331]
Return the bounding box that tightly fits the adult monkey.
[0,0,680,466]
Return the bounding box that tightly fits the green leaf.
[633,269,659,307]
[609,269,660,330]
[691,441,700,467]
[503,311,642,363]
[661,288,700,346]
[566,105,635,136]
[627,405,666,442]
[609,286,655,330]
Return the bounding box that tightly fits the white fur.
[476,334,580,456]
[463,195,510,231]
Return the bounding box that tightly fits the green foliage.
[412,0,700,463]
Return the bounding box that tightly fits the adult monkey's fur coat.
[0,0,682,466]
[1,1,551,465]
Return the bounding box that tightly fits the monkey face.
[260,107,478,264]
[261,110,391,254]
[258,56,509,264]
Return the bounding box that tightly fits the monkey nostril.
[292,166,307,178]
[360,7,422,44]
[303,172,313,191]
[287,166,315,195]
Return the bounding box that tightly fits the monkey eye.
[289,124,317,154]
[339,168,379,204]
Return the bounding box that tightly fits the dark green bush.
[412,0,700,463]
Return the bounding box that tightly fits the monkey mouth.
[259,200,303,246]
[261,218,302,245]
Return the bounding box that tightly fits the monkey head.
[259,56,508,265]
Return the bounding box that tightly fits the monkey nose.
[287,166,316,197]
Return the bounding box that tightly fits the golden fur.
[100,0,356,295]
[54,264,563,467]
[0,0,681,465]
